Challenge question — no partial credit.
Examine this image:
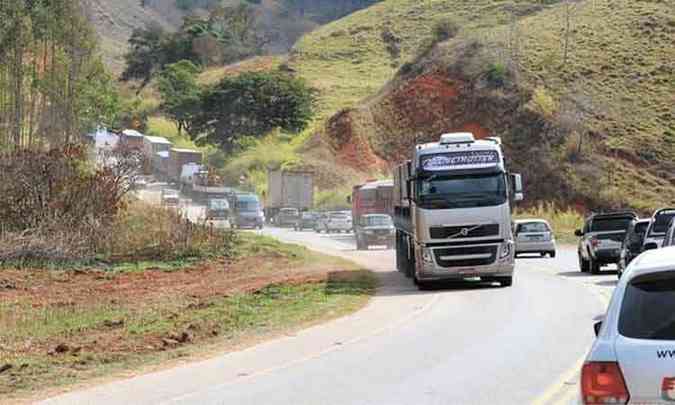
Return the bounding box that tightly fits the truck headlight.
[422,247,434,264]
[500,241,513,259]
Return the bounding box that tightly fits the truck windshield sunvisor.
[416,173,507,210]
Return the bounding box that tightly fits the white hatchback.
[582,247,675,404]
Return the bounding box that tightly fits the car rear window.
[635,221,650,234]
[517,222,550,233]
[591,217,633,232]
[651,212,675,235]
[619,272,675,340]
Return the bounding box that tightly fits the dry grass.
[0,235,376,400]
[105,200,236,262]
[515,202,584,244]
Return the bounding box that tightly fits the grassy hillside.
[89,0,383,76]
[283,0,675,211]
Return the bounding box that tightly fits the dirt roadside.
[0,234,375,403]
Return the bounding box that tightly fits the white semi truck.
[393,133,523,289]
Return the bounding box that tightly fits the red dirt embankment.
[0,256,342,359]
[321,71,492,173]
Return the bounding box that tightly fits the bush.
[105,201,237,261]
[486,63,507,87]
[0,145,135,263]
[433,18,460,43]
[514,202,584,243]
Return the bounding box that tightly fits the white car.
[582,246,675,404]
[514,219,556,257]
[316,211,352,233]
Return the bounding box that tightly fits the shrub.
[105,201,237,261]
[432,18,460,43]
[0,145,142,262]
[526,86,558,118]
[486,63,507,87]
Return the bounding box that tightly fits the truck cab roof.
[414,133,505,174]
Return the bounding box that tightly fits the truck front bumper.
[415,243,514,282]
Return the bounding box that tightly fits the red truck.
[349,179,394,225]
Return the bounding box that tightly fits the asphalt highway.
[42,218,620,405]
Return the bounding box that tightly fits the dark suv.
[576,211,637,274]
[617,218,651,279]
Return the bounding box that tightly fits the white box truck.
[266,170,314,224]
[393,133,523,289]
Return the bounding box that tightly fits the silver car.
[582,247,675,404]
[514,219,556,258]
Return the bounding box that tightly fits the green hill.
[284,0,675,211]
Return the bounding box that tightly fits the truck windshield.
[417,173,507,209]
[208,200,229,210]
[359,189,376,206]
[366,216,392,226]
[236,197,260,212]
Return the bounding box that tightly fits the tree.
[121,24,169,91]
[190,72,314,152]
[0,0,118,149]
[157,60,201,135]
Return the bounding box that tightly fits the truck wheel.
[549,251,556,258]
[579,254,589,272]
[589,257,600,274]
[405,241,415,279]
[497,276,513,287]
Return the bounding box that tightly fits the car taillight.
[591,238,600,248]
[581,362,629,405]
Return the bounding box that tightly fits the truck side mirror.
[510,173,523,194]
[593,321,603,336]
[575,229,583,237]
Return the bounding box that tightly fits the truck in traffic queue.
[393,132,523,289]
[229,193,264,229]
[180,163,232,203]
[349,179,394,225]
[265,170,314,224]
[168,148,202,184]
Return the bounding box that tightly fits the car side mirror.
[593,321,603,337]
[575,229,583,237]
[643,242,658,251]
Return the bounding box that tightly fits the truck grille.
[429,224,500,239]
[434,245,498,267]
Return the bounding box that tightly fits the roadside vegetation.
[280,0,675,212]
[515,203,584,244]
[0,232,375,399]
[0,146,375,399]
